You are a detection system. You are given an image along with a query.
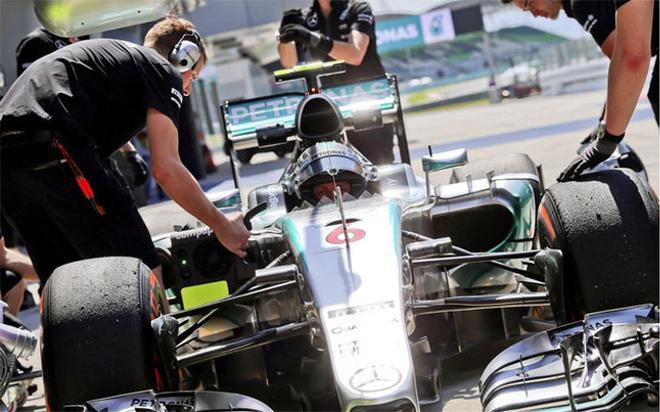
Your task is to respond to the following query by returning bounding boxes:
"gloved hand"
[557,126,624,182]
[125,151,149,187]
[280,9,303,30]
[279,24,333,54]
[579,125,599,145]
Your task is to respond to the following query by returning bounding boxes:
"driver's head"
[144,16,207,96]
[313,180,352,201]
[294,141,371,204]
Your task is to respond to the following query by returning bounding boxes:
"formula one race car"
[40,61,659,411]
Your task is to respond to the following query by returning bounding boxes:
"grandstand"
[381,26,569,93]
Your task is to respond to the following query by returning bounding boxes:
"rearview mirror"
[421,148,468,173]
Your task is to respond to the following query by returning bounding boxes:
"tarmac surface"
[15,88,659,411]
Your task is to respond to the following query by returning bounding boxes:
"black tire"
[237,148,256,165]
[274,148,288,159]
[450,153,542,203]
[538,169,659,324]
[42,257,165,408]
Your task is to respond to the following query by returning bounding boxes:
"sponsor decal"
[349,365,402,392]
[54,39,68,49]
[376,8,456,52]
[331,324,358,334]
[131,399,160,408]
[267,185,280,209]
[420,8,455,44]
[157,394,195,407]
[552,319,613,342]
[328,300,395,318]
[226,78,393,136]
[377,21,421,49]
[170,87,183,109]
[228,96,303,126]
[325,224,366,245]
[338,340,361,358]
[324,78,391,106]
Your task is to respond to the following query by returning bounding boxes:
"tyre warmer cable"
[52,138,106,216]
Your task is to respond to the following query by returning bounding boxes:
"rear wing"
[222,75,402,153]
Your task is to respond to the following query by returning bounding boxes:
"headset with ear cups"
[169,30,202,73]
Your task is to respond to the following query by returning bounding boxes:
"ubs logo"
[349,365,401,392]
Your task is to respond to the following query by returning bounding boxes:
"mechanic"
[8,26,151,244]
[16,26,89,77]
[0,232,38,316]
[16,26,150,190]
[277,0,395,165]
[502,0,658,181]
[0,17,250,291]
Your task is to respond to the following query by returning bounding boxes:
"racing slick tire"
[450,153,542,202]
[237,148,256,165]
[42,257,166,408]
[538,169,659,324]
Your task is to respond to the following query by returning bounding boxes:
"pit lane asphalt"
[17,88,658,411]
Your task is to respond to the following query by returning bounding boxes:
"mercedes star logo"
[349,365,402,392]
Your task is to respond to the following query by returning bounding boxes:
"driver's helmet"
[294,141,373,204]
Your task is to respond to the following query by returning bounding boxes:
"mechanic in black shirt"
[17,27,150,189]
[277,0,395,165]
[502,0,658,181]
[16,27,88,77]
[0,17,250,289]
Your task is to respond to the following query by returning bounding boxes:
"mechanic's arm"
[278,42,298,68]
[146,109,249,257]
[604,0,653,135]
[0,237,38,281]
[600,31,615,59]
[327,31,370,66]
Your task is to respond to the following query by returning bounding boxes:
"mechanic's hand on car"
[280,8,303,29]
[557,126,624,182]
[215,213,250,259]
[279,24,333,54]
[579,125,599,145]
[125,150,149,187]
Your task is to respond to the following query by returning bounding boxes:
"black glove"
[579,125,599,145]
[557,126,624,182]
[279,24,333,54]
[280,9,303,29]
[125,151,149,187]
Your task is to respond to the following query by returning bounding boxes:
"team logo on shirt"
[54,39,68,49]
[583,15,598,33]
[356,13,373,25]
[171,87,183,109]
[307,12,319,28]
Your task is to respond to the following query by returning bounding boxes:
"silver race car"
[40,61,658,411]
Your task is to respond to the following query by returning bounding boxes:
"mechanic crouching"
[0,16,250,293]
[277,0,395,165]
